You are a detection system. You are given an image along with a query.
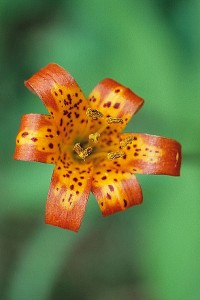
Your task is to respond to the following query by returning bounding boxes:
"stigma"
[89,132,101,143]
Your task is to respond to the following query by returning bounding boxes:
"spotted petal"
[119,133,182,176]
[45,154,93,231]
[88,78,144,133]
[91,162,142,216]
[25,63,90,144]
[14,114,60,163]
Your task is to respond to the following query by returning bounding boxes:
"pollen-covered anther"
[89,132,101,143]
[106,117,123,124]
[73,143,83,155]
[81,147,93,159]
[120,136,135,148]
[107,151,126,160]
[73,143,93,160]
[86,108,104,120]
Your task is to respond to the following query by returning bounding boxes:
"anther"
[120,136,135,148]
[73,143,83,155]
[86,108,104,120]
[89,132,101,143]
[81,147,93,159]
[73,143,93,160]
[107,151,126,160]
[106,117,123,124]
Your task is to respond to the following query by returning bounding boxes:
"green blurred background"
[0,0,199,299]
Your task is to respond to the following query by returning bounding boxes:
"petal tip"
[45,214,80,232]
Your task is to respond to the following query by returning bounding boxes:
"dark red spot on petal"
[108,185,114,192]
[68,194,73,202]
[75,112,80,118]
[31,137,38,142]
[107,193,111,199]
[123,199,128,207]
[114,103,120,109]
[67,94,72,102]
[22,132,29,138]
[103,101,111,108]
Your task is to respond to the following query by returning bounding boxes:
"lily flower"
[14,64,181,231]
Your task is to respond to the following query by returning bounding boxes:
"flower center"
[73,108,126,161]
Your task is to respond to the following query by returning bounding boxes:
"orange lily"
[14,64,181,232]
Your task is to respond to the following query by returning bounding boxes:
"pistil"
[89,132,101,143]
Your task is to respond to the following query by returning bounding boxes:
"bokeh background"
[0,0,199,299]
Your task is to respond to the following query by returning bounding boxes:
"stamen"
[107,151,126,160]
[86,108,104,120]
[73,143,93,160]
[106,117,123,124]
[73,143,83,155]
[120,136,135,148]
[89,132,101,143]
[81,147,93,159]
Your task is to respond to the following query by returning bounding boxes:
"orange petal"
[120,133,182,176]
[88,78,144,133]
[14,114,60,163]
[45,154,93,231]
[91,162,142,216]
[95,132,120,155]
[25,63,90,144]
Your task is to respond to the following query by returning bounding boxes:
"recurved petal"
[88,78,144,132]
[25,63,90,144]
[45,156,93,231]
[91,162,143,216]
[120,133,182,176]
[14,114,60,163]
